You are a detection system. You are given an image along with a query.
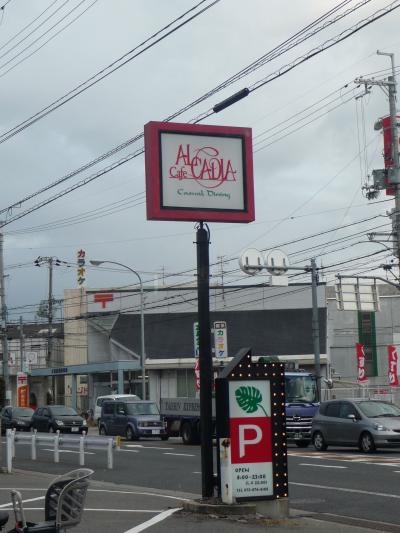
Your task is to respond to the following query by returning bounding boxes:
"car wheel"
[359,431,376,453]
[99,425,107,436]
[126,426,136,441]
[181,422,197,445]
[312,431,328,451]
[295,440,310,448]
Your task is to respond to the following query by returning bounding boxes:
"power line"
[0,0,99,79]
[0,0,71,61]
[0,0,220,146]
[0,0,59,53]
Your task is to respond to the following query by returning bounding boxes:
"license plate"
[294,432,303,439]
[71,427,79,432]
[152,429,160,435]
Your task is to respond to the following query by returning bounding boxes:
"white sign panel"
[227,380,273,499]
[160,133,245,211]
[193,322,200,357]
[214,321,228,358]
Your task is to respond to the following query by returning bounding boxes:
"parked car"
[312,399,400,453]
[1,407,34,434]
[94,394,139,424]
[99,399,168,440]
[31,405,87,434]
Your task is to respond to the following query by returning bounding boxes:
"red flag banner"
[356,343,368,384]
[388,345,399,386]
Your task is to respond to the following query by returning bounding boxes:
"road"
[4,433,400,530]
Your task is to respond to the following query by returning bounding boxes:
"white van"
[94,394,139,423]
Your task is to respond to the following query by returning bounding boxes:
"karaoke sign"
[144,121,254,223]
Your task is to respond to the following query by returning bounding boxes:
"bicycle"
[0,468,93,532]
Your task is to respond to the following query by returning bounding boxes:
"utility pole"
[19,316,24,372]
[34,256,60,366]
[356,51,400,269]
[311,258,321,399]
[0,229,9,403]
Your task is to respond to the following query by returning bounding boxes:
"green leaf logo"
[235,386,268,416]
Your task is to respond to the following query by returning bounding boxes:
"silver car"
[311,399,400,453]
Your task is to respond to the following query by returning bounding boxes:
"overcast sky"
[1,0,399,322]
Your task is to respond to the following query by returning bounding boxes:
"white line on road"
[0,507,164,513]
[299,463,347,469]
[291,482,400,499]
[125,445,174,450]
[0,496,44,509]
[164,452,195,457]
[124,507,181,533]
[118,449,139,453]
[89,489,190,502]
[41,448,95,455]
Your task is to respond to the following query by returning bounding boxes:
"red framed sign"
[144,121,255,223]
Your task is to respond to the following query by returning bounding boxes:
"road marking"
[41,448,95,455]
[291,482,400,499]
[193,471,201,474]
[2,508,164,513]
[118,449,139,453]
[164,452,195,457]
[299,463,347,469]
[124,507,181,533]
[89,489,190,502]
[125,445,174,450]
[0,496,44,509]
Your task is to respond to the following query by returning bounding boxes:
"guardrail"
[6,429,117,473]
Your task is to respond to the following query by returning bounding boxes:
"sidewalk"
[0,469,387,532]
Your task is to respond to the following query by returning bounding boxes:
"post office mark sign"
[144,121,255,223]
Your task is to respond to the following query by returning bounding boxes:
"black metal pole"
[196,222,214,498]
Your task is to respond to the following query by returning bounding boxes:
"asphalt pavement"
[0,470,378,533]
[1,430,400,531]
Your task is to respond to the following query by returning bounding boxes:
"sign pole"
[196,221,214,498]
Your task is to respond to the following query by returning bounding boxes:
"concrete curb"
[181,499,257,516]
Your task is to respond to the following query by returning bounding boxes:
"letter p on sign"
[239,424,262,457]
[230,417,272,463]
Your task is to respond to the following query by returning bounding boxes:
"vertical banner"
[214,321,228,358]
[388,345,399,386]
[193,322,200,357]
[17,372,28,408]
[194,358,200,392]
[77,249,86,286]
[356,343,368,384]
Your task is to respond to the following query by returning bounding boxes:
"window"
[42,409,49,417]
[96,398,104,407]
[126,402,159,416]
[339,402,358,419]
[103,403,114,415]
[325,403,340,417]
[116,403,126,415]
[358,401,400,418]
[358,311,377,377]
[177,369,196,398]
[36,409,43,416]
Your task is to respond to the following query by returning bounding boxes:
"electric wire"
[0,0,99,79]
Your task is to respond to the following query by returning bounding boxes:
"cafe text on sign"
[144,121,254,223]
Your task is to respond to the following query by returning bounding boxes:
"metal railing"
[6,429,117,473]
[322,385,400,405]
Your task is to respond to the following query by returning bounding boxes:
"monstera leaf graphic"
[235,386,267,416]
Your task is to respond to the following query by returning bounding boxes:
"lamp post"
[90,260,146,399]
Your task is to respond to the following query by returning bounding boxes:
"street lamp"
[90,260,146,399]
